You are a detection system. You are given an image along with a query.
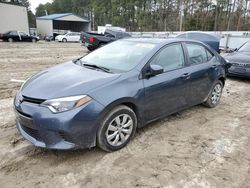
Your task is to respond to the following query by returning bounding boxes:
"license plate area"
[234,67,246,73]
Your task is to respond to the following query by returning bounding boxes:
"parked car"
[14,38,227,152]
[55,32,81,42]
[224,41,250,78]
[0,31,39,42]
[176,32,221,53]
[81,29,131,51]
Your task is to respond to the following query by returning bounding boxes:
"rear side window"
[186,43,214,65]
[150,43,185,72]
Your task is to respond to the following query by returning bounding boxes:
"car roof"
[122,38,203,45]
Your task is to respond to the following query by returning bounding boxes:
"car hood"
[224,51,250,64]
[21,62,120,99]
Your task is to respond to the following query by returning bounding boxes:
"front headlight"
[41,95,92,113]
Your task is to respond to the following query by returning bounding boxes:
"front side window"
[186,43,212,64]
[19,32,27,36]
[150,43,185,72]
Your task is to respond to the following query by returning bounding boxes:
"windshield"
[81,40,156,73]
[238,42,250,52]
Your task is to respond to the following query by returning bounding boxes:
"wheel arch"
[98,98,143,129]
[218,76,226,86]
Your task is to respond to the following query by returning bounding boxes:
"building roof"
[37,13,89,22]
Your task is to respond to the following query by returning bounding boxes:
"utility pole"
[180,2,184,32]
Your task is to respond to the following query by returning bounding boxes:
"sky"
[30,0,52,13]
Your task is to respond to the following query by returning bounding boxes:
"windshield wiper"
[72,55,85,64]
[82,63,112,73]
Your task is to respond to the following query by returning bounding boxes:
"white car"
[55,32,81,42]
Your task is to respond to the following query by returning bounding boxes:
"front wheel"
[62,38,67,43]
[8,38,13,42]
[204,80,223,108]
[87,46,95,51]
[97,105,137,152]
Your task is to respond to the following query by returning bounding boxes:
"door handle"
[181,73,191,79]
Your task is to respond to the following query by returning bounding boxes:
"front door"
[143,43,190,122]
[19,32,29,42]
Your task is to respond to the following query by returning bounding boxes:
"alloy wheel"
[211,83,222,104]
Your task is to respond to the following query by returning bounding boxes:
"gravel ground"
[0,41,249,188]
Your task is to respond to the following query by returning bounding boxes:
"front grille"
[16,109,32,118]
[22,95,45,104]
[232,63,250,68]
[21,125,42,142]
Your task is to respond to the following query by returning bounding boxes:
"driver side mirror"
[144,64,164,78]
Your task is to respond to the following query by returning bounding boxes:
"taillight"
[89,37,95,43]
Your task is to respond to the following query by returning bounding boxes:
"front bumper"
[228,66,250,78]
[14,96,105,150]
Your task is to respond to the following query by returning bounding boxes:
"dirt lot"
[0,41,249,188]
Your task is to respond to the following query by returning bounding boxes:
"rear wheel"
[62,38,67,43]
[32,38,36,43]
[204,80,223,108]
[97,105,137,152]
[8,38,13,42]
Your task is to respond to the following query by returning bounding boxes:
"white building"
[0,2,29,34]
[36,13,91,37]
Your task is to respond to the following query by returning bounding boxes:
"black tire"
[97,105,137,152]
[62,38,67,43]
[8,38,13,42]
[87,46,95,51]
[204,80,223,108]
[32,38,37,43]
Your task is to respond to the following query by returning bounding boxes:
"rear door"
[183,42,220,105]
[143,43,191,121]
[9,31,20,41]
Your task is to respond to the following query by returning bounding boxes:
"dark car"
[224,41,250,78]
[81,29,131,51]
[14,38,227,152]
[0,31,39,42]
[176,32,221,53]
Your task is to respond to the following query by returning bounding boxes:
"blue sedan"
[14,38,227,152]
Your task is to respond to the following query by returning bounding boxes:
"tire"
[32,38,36,43]
[204,80,223,108]
[8,38,13,42]
[87,46,95,51]
[97,105,137,152]
[62,38,67,43]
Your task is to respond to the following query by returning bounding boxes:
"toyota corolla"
[14,38,227,152]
